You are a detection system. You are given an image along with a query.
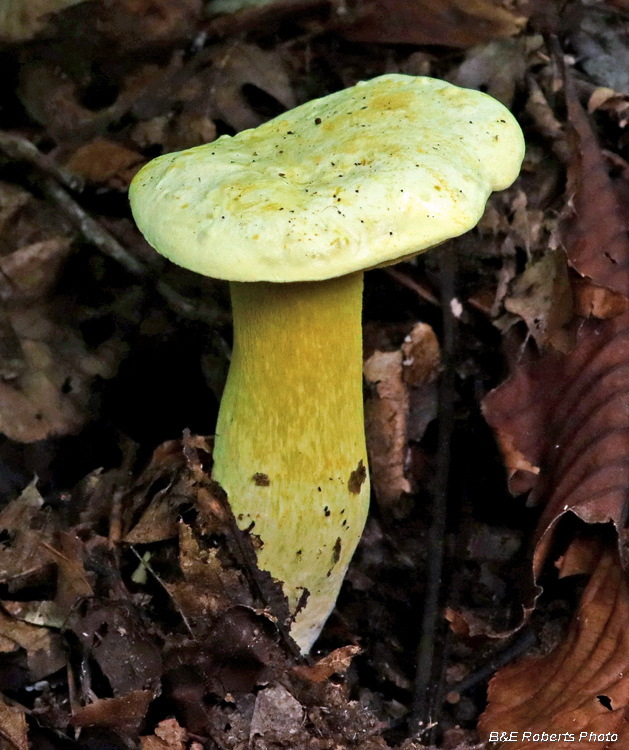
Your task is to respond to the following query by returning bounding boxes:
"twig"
[40,177,227,334]
[451,630,537,696]
[0,130,84,192]
[410,248,457,737]
[384,265,440,307]
[129,545,195,638]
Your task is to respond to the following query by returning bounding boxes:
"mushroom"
[130,74,524,652]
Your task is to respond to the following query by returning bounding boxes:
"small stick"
[384,265,440,307]
[0,131,84,192]
[410,249,457,737]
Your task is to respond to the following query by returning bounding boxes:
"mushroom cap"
[130,74,524,282]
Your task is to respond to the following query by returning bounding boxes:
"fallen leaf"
[364,323,440,512]
[480,547,629,748]
[141,718,188,750]
[0,607,66,682]
[0,305,124,442]
[64,138,145,190]
[0,237,73,304]
[364,350,411,511]
[0,694,28,750]
[69,600,162,697]
[0,0,89,41]
[249,684,304,741]
[0,479,56,589]
[483,308,629,581]
[339,0,527,48]
[71,690,153,731]
[503,251,573,349]
[564,73,629,299]
[293,644,361,683]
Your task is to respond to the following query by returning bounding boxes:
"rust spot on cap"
[348,460,367,494]
[253,472,270,486]
[327,537,343,577]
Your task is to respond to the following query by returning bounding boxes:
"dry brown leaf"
[292,644,361,683]
[165,521,253,618]
[364,323,440,511]
[340,0,527,48]
[141,718,188,750]
[71,690,153,730]
[0,306,124,442]
[479,548,629,748]
[364,350,411,511]
[564,74,629,299]
[0,480,56,588]
[42,531,94,612]
[249,684,304,741]
[573,278,629,319]
[504,251,573,349]
[0,694,28,750]
[0,0,89,41]
[0,237,73,304]
[0,607,66,681]
[483,309,629,581]
[64,138,145,189]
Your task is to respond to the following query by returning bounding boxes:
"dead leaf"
[0,0,89,41]
[364,323,440,512]
[564,73,629,299]
[0,694,28,750]
[141,718,188,750]
[69,600,162,697]
[64,138,145,190]
[503,251,573,349]
[364,350,411,511]
[0,607,66,681]
[339,0,527,48]
[249,684,304,741]
[0,479,56,589]
[71,690,153,730]
[0,238,73,304]
[573,278,629,319]
[0,305,124,442]
[483,309,629,582]
[165,521,253,618]
[293,645,361,683]
[480,548,629,748]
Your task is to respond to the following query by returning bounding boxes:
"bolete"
[130,74,524,652]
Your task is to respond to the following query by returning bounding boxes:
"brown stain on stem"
[348,459,367,494]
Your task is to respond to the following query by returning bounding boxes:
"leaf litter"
[2,1,629,748]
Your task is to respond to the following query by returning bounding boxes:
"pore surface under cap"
[130,74,525,282]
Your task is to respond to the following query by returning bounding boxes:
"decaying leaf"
[0,306,124,442]
[0,607,66,682]
[340,0,527,48]
[165,521,253,619]
[0,479,56,589]
[141,718,188,750]
[564,74,629,299]
[249,684,304,741]
[0,694,28,750]
[483,309,629,582]
[503,250,573,349]
[71,690,154,731]
[64,138,145,189]
[480,547,629,748]
[364,322,440,512]
[0,237,73,304]
[292,644,361,683]
[0,0,89,41]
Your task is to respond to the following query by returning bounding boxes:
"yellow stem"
[212,272,370,652]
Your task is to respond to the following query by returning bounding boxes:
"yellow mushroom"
[130,74,525,652]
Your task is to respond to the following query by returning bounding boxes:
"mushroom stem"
[212,272,370,652]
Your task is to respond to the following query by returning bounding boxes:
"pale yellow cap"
[130,74,524,282]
